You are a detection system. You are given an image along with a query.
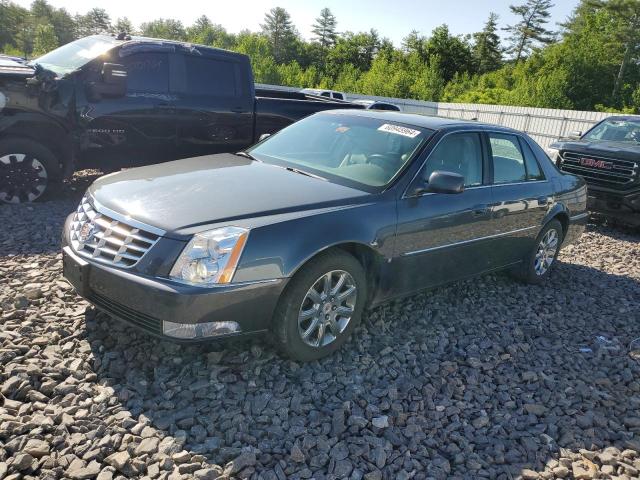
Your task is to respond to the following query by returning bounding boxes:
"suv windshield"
[583,118,640,144]
[248,113,431,190]
[30,35,119,76]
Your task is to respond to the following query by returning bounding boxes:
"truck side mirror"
[87,63,127,100]
[568,130,582,139]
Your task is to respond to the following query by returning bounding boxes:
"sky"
[14,0,581,46]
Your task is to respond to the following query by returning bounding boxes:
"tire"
[272,250,367,362]
[0,138,61,204]
[515,219,563,284]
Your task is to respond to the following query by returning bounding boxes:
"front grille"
[560,151,638,188]
[69,196,160,268]
[90,291,163,334]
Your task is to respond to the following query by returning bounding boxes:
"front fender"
[232,200,397,282]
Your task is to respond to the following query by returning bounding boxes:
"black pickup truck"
[547,115,640,225]
[0,35,362,203]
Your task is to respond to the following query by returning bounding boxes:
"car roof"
[322,109,521,133]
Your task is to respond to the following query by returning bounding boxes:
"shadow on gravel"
[0,170,100,257]
[83,257,640,479]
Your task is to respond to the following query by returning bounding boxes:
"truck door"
[172,52,254,157]
[78,49,177,168]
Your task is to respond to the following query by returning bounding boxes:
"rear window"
[184,55,237,97]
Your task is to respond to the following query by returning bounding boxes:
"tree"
[113,17,136,35]
[402,30,427,58]
[505,0,556,63]
[261,7,298,63]
[472,13,503,73]
[32,23,58,56]
[425,25,474,81]
[311,8,337,49]
[140,18,186,41]
[76,8,111,36]
[586,0,640,103]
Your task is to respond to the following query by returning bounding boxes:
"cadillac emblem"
[79,222,95,243]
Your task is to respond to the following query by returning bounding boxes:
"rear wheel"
[273,250,367,361]
[0,139,61,203]
[515,219,563,284]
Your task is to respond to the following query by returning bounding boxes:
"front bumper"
[586,184,640,221]
[62,245,286,342]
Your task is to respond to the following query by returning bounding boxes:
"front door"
[486,132,553,266]
[391,132,496,297]
[78,50,177,169]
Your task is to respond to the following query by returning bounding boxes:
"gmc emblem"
[580,157,613,170]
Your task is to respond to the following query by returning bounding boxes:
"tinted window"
[184,56,237,97]
[423,133,483,187]
[334,93,344,100]
[320,92,331,97]
[490,134,526,183]
[520,138,545,180]
[120,52,168,93]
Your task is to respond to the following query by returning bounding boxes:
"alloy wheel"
[0,153,48,203]
[298,270,358,348]
[534,228,559,276]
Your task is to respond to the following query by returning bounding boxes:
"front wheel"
[272,250,367,362]
[0,139,61,204]
[515,219,563,284]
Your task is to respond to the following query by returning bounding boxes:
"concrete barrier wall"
[256,83,631,148]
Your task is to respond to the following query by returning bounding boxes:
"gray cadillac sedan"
[62,110,588,361]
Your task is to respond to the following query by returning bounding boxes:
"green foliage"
[32,23,58,56]
[0,0,638,113]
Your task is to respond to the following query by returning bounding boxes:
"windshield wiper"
[234,151,259,161]
[285,166,326,181]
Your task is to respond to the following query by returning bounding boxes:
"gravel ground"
[1,171,640,480]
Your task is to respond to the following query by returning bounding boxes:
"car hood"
[89,154,371,234]
[551,139,640,161]
[0,58,34,78]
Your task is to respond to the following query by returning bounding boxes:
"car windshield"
[583,118,640,144]
[248,113,432,189]
[30,35,119,76]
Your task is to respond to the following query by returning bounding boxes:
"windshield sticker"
[335,126,350,133]
[378,123,421,138]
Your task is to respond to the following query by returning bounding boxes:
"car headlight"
[169,226,249,286]
[545,147,560,163]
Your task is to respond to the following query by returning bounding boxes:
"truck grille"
[560,151,638,188]
[69,195,160,268]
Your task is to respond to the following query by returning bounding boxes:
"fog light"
[162,320,240,339]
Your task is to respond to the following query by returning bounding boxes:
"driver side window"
[423,132,483,187]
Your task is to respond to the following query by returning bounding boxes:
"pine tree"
[311,8,337,49]
[505,0,556,63]
[260,7,297,63]
[472,13,503,73]
[586,0,640,103]
[32,23,58,56]
[113,17,135,36]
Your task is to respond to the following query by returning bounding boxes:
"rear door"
[172,52,254,157]
[486,132,553,266]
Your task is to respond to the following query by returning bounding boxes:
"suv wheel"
[0,139,60,203]
[516,219,563,284]
[273,250,367,361]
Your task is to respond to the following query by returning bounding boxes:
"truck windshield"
[583,119,640,144]
[30,35,118,76]
[248,113,432,190]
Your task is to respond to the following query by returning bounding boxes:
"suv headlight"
[169,226,249,286]
[545,147,560,163]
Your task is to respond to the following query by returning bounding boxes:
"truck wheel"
[272,250,367,362]
[515,219,563,284]
[0,139,61,204]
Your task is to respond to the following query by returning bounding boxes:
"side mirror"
[259,133,271,142]
[87,63,127,99]
[568,130,582,139]
[426,170,465,194]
